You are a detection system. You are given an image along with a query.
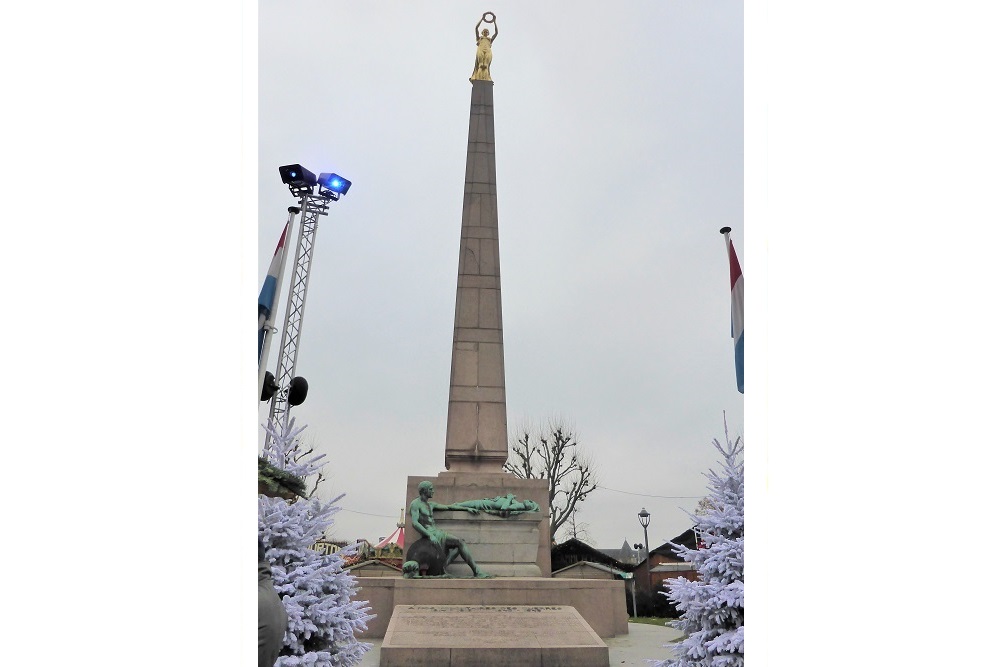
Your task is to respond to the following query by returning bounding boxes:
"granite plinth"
[380,604,608,667]
[435,510,542,577]
[354,577,629,640]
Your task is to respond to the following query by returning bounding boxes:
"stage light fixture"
[318,172,352,199]
[279,164,317,195]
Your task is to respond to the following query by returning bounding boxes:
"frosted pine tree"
[259,417,373,667]
[652,421,744,667]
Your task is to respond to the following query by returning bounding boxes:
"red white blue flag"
[258,224,288,362]
[723,229,744,394]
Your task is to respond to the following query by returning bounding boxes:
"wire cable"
[339,508,400,519]
[597,485,703,499]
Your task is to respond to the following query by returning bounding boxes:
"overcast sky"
[258,1,743,550]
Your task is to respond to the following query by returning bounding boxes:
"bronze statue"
[408,481,492,578]
[450,493,540,517]
[470,12,498,83]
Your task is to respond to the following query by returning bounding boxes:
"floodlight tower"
[262,164,351,444]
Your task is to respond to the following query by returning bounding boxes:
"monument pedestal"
[405,472,551,577]
[380,604,609,667]
[354,577,629,640]
[435,511,541,577]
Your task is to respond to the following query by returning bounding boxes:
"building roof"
[650,562,695,573]
[551,538,633,571]
[597,540,640,564]
[632,528,699,569]
[346,559,403,572]
[649,528,697,559]
[553,560,633,579]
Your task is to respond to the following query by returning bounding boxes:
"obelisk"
[369,21,626,635]
[443,78,508,473]
[404,14,552,578]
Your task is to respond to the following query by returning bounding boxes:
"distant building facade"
[551,538,632,574]
[632,528,699,612]
[598,540,642,565]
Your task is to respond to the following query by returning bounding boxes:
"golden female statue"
[470,12,498,82]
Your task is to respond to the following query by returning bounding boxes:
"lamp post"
[628,574,637,618]
[631,542,644,618]
[638,508,652,604]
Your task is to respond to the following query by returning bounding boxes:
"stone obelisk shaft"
[444,80,507,472]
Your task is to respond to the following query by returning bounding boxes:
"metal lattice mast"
[266,192,332,439]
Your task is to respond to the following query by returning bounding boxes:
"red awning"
[375,525,404,550]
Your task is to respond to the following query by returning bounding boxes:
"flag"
[722,228,744,394]
[258,223,288,362]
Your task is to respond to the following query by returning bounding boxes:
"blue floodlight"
[318,172,352,196]
[279,164,317,188]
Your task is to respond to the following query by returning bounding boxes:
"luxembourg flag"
[258,223,289,362]
[721,227,744,394]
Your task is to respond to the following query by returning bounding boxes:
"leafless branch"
[505,419,598,541]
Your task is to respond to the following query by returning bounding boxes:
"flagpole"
[258,207,299,400]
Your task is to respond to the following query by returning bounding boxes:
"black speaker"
[288,376,309,406]
[260,371,279,401]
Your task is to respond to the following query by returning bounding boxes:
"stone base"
[380,604,608,667]
[354,577,629,640]
[433,510,543,577]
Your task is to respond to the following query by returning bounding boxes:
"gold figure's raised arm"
[475,12,497,42]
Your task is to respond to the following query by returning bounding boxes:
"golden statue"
[470,12,498,83]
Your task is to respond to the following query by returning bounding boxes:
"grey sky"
[258,1,743,550]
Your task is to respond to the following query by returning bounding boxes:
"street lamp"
[638,507,652,605]
[631,542,644,618]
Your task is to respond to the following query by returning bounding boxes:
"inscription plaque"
[381,604,609,666]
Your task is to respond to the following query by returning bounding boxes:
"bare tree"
[694,496,716,516]
[564,506,593,544]
[503,420,598,541]
[293,432,327,499]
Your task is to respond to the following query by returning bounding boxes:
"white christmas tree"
[259,418,373,667]
[652,421,744,667]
